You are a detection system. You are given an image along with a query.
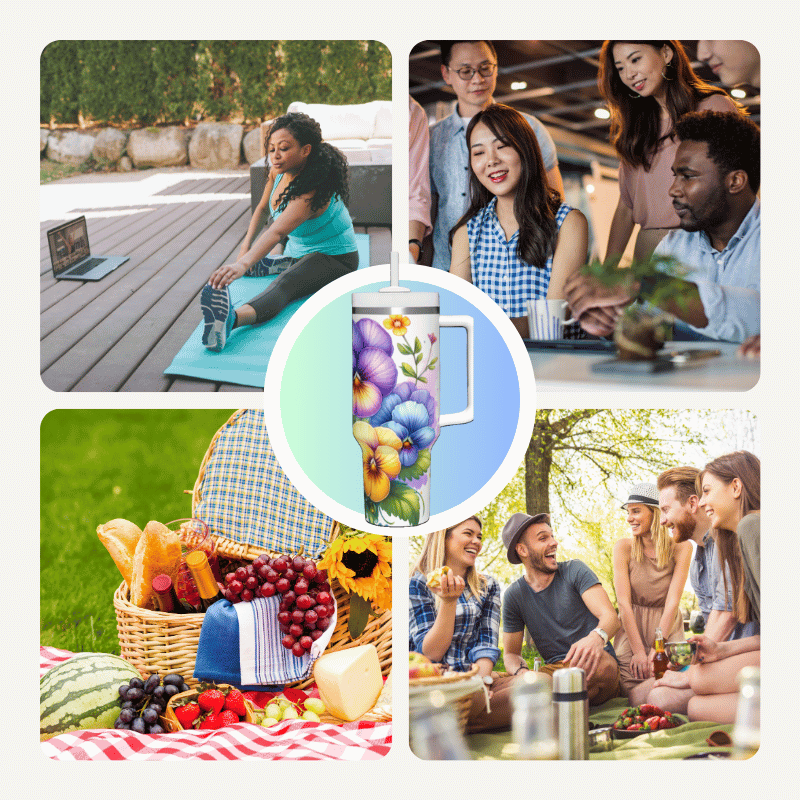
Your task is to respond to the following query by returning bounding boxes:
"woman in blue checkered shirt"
[410,517,519,732]
[449,104,588,339]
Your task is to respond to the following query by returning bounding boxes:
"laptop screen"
[48,217,91,275]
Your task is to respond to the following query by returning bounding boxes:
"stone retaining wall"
[42,123,264,170]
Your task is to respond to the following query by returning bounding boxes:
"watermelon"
[40,653,142,740]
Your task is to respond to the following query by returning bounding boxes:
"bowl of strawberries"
[610,703,685,739]
[164,683,256,732]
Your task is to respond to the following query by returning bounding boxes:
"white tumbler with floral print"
[352,256,474,527]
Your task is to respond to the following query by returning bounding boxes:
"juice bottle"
[652,628,669,680]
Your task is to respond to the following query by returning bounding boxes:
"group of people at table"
[409,40,761,353]
[409,451,760,733]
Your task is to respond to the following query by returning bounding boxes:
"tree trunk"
[525,420,552,514]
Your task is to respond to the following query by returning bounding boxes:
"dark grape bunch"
[223,554,334,658]
[115,673,189,734]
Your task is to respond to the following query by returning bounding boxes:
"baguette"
[96,518,143,586]
[130,521,182,609]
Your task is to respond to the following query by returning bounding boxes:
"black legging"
[246,250,359,324]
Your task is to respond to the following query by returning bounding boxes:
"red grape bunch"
[222,554,335,658]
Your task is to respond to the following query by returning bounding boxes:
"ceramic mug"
[352,285,473,527]
[527,299,577,340]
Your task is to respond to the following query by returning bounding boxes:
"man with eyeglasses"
[428,41,564,271]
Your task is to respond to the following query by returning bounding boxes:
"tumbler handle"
[439,315,474,427]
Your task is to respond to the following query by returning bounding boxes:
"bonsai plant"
[580,253,692,361]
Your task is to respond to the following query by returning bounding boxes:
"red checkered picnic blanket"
[40,647,391,761]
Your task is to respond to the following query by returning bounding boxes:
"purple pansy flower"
[353,319,397,417]
[382,400,436,467]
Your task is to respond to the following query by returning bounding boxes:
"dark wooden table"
[40,172,258,392]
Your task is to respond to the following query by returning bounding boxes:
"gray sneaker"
[201,284,235,351]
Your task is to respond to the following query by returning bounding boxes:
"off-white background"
[6,2,796,796]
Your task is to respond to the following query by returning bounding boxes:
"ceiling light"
[731,88,747,99]
[510,81,527,91]
[594,107,610,120]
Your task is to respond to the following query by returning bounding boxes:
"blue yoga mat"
[164,234,370,387]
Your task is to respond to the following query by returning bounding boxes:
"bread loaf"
[130,521,182,609]
[96,519,143,586]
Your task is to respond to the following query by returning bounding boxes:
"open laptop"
[47,216,129,280]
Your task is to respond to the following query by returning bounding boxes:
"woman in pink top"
[599,40,740,262]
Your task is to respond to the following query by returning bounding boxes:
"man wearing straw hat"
[501,513,621,705]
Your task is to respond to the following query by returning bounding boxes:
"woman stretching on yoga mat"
[201,112,358,351]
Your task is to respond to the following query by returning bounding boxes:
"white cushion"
[370,101,392,139]
[287,101,375,141]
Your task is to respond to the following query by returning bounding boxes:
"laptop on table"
[47,216,129,281]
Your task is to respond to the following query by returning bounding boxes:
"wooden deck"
[41,171,263,392]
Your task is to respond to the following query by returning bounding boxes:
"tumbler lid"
[352,253,438,312]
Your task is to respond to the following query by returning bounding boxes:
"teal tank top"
[269,174,357,258]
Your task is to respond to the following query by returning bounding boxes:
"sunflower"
[318,531,392,624]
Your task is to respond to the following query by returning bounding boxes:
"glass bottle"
[511,671,558,759]
[409,691,470,760]
[653,627,669,679]
[185,550,223,612]
[732,666,760,759]
[151,573,184,614]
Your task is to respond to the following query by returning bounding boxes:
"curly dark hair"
[265,112,350,214]
[675,110,761,193]
[450,104,562,268]
[598,40,737,170]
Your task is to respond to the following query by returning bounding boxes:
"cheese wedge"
[312,644,383,722]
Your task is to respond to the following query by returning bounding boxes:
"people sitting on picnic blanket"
[500,513,622,706]
[649,452,760,722]
[200,112,358,351]
[409,517,521,733]
[612,482,691,706]
[565,110,760,344]
[683,451,760,723]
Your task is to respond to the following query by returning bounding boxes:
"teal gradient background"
[279,280,521,517]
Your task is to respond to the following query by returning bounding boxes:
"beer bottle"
[652,627,669,680]
[185,550,223,611]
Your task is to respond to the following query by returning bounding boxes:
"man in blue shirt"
[428,41,563,270]
[565,111,760,343]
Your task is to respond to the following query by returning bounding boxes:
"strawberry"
[644,715,661,730]
[199,712,223,729]
[218,710,240,727]
[173,702,200,729]
[242,691,259,706]
[639,703,665,717]
[659,717,676,730]
[198,689,225,714]
[224,689,247,717]
[627,723,643,731]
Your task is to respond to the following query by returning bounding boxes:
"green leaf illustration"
[416,376,427,383]
[397,448,431,481]
[364,498,380,525]
[415,352,422,364]
[380,481,421,526]
[428,357,438,368]
[401,362,417,378]
[397,342,412,356]
[414,336,422,354]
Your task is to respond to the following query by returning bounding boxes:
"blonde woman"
[613,482,692,705]
[409,517,516,732]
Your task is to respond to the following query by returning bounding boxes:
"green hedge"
[41,40,392,126]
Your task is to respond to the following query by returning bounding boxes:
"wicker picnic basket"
[113,410,392,695]
[408,664,480,733]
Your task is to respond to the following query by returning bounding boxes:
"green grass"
[40,158,92,184]
[495,642,542,673]
[40,409,235,654]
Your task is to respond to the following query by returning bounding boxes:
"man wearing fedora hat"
[500,512,621,705]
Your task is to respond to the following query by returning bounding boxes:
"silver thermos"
[552,667,589,759]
